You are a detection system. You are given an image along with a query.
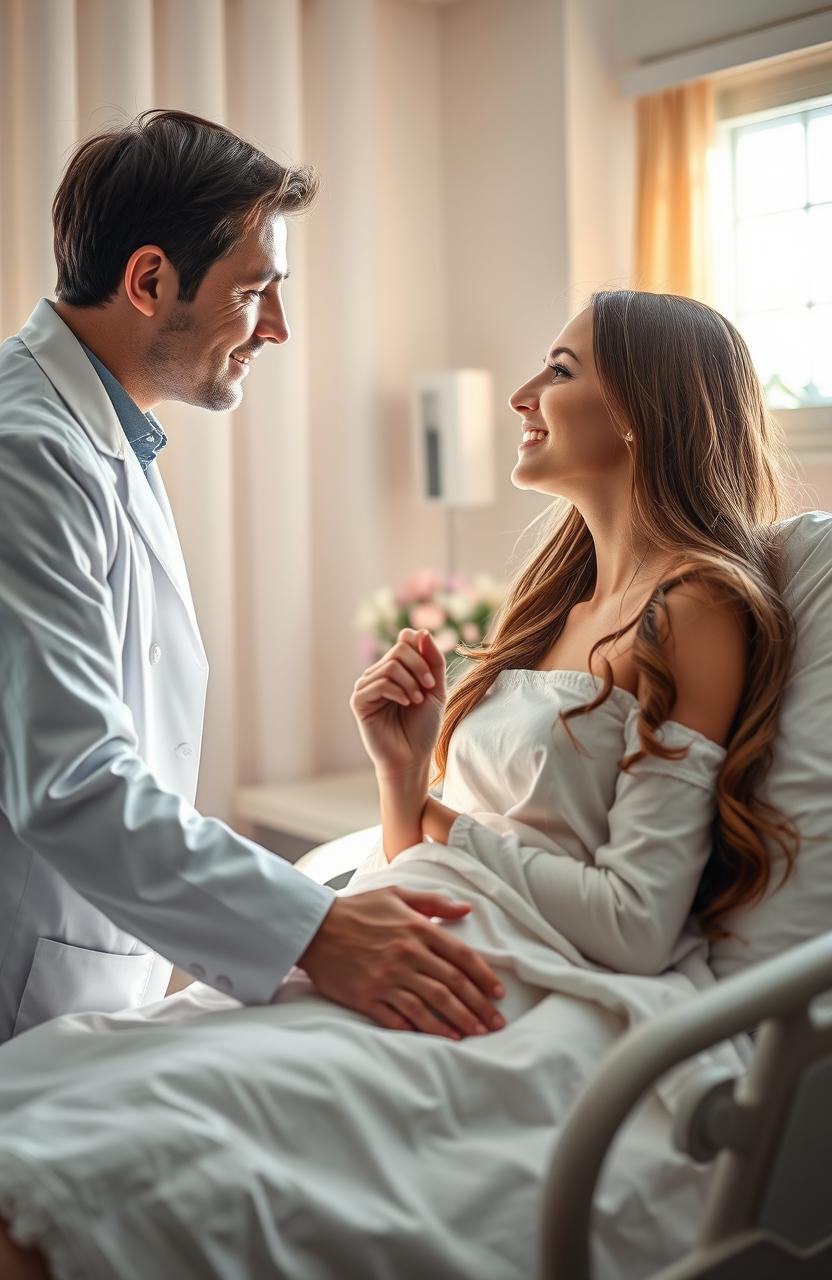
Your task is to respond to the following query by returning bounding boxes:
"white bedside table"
[234,769,380,847]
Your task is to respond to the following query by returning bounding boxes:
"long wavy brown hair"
[433,290,802,940]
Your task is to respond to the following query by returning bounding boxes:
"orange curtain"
[635,80,716,302]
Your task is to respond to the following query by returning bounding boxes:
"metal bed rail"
[540,932,832,1279]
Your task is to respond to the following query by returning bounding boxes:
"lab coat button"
[215,975,233,993]
[175,742,193,759]
[189,963,206,979]
[149,643,162,665]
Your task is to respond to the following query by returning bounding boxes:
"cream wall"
[301,0,450,771]
[438,0,568,582]
[300,0,577,771]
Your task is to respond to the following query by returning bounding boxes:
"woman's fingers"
[354,660,426,706]
[417,629,447,691]
[394,629,437,689]
[352,677,412,709]
[358,631,438,695]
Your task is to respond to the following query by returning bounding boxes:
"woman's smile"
[519,427,549,451]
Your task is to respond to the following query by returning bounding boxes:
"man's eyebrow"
[548,345,580,364]
[243,268,291,285]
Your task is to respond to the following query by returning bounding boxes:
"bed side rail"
[540,932,832,1280]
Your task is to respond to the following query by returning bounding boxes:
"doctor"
[0,108,505,1047]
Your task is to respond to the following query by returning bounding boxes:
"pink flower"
[395,567,440,605]
[410,602,447,631]
[460,621,480,644]
[358,634,383,665]
[434,626,460,654]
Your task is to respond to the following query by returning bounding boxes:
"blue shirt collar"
[78,341,167,475]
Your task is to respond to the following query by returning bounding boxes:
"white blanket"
[0,837,748,1280]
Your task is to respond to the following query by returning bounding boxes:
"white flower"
[443,590,474,623]
[472,573,505,610]
[354,598,382,632]
[372,586,399,628]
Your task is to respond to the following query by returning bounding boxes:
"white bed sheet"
[0,839,748,1280]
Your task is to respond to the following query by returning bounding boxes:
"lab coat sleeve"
[446,708,726,975]
[0,430,335,1005]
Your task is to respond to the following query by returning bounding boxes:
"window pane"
[735,121,805,216]
[809,205,832,303]
[739,308,812,407]
[736,210,808,311]
[808,111,832,204]
[809,306,832,399]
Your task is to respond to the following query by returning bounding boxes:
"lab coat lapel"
[121,449,201,630]
[18,299,199,626]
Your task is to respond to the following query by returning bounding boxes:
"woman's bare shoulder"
[640,567,748,746]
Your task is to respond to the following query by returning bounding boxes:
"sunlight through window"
[713,95,832,409]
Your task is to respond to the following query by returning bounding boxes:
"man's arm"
[0,430,333,1003]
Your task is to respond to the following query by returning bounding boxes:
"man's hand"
[298,888,506,1039]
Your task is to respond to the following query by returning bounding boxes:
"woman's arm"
[377,765,431,860]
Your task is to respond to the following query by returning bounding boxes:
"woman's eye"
[546,362,569,382]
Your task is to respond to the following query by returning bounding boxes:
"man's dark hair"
[52,109,319,306]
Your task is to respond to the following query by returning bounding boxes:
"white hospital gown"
[0,670,747,1280]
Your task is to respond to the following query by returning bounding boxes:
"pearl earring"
[624,431,634,443]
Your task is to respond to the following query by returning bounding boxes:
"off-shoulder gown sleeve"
[444,705,725,975]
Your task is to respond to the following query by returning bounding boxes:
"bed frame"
[295,829,832,1280]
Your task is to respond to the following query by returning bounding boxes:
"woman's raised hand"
[350,629,447,776]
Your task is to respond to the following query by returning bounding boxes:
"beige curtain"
[0,0,415,821]
[0,0,317,822]
[634,79,716,302]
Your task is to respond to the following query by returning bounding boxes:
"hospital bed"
[295,508,832,1280]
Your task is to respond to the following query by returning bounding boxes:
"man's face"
[145,213,290,412]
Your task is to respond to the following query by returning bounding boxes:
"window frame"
[712,90,832,456]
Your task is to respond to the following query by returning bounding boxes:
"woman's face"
[509,306,630,498]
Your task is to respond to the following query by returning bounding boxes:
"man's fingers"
[386,989,461,1041]
[428,925,506,1000]
[407,976,492,1037]
[416,954,506,1032]
[395,888,471,919]
[368,1000,416,1034]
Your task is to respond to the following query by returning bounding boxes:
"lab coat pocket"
[12,937,155,1037]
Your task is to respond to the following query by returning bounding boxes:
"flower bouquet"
[354,568,505,678]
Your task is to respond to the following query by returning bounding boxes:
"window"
[712,94,832,411]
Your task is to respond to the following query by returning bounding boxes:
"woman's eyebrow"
[549,345,580,364]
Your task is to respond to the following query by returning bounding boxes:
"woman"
[0,291,799,1280]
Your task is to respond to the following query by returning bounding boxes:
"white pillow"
[710,509,832,979]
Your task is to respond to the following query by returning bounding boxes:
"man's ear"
[124,245,178,318]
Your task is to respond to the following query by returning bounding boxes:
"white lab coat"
[0,300,333,1043]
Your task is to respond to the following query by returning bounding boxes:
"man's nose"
[255,295,290,346]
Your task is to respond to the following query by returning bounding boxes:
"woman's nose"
[509,381,538,415]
